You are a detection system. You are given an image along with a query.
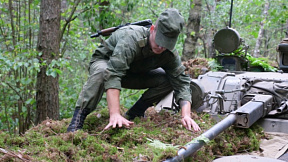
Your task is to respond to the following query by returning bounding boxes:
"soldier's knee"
[89,60,108,74]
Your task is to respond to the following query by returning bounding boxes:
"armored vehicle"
[157,27,288,162]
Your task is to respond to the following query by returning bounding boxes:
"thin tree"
[253,0,270,58]
[182,0,202,61]
[204,0,216,58]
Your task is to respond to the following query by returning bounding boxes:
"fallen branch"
[0,148,32,161]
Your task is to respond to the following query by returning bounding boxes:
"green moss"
[71,130,88,145]
[153,147,178,162]
[81,135,98,148]
[0,131,9,147]
[91,155,105,161]
[48,136,66,147]
[0,110,265,162]
[25,131,42,139]
[25,145,45,154]
[93,143,105,153]
[133,117,142,124]
[29,137,45,146]
[77,149,87,157]
[59,143,74,152]
[109,146,117,154]
[246,128,259,150]
[83,109,109,131]
[6,136,26,147]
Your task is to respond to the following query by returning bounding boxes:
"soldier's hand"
[104,113,134,130]
[181,116,201,132]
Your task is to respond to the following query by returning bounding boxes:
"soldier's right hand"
[104,113,134,130]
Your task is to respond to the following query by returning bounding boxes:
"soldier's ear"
[150,25,155,31]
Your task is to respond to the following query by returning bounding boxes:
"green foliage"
[0,0,41,134]
[0,50,39,133]
[246,54,277,72]
[120,89,144,109]
[215,44,277,72]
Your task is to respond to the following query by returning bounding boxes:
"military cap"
[155,8,184,51]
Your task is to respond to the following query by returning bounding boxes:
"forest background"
[0,0,287,135]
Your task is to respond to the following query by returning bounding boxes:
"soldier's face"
[149,25,166,54]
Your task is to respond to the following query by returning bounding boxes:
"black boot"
[125,99,152,120]
[67,108,90,132]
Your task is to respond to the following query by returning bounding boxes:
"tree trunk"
[36,0,61,124]
[204,0,216,58]
[253,0,270,58]
[8,0,16,47]
[182,0,202,61]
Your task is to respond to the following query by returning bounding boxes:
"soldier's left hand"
[181,116,201,132]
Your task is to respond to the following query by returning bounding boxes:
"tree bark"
[8,0,16,47]
[36,0,61,124]
[182,0,202,61]
[253,0,270,57]
[204,0,216,58]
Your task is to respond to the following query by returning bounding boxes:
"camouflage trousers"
[75,59,173,112]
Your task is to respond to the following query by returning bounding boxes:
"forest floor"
[0,107,267,162]
[0,58,278,162]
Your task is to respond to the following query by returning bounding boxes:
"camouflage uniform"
[76,25,191,114]
[67,8,191,132]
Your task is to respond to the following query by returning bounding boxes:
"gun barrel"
[90,33,100,38]
[164,114,237,162]
[130,19,152,28]
[277,102,288,113]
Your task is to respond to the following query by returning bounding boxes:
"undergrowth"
[0,107,265,162]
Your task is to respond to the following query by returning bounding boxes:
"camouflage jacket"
[90,25,192,103]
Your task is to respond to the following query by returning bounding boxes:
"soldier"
[67,8,201,132]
